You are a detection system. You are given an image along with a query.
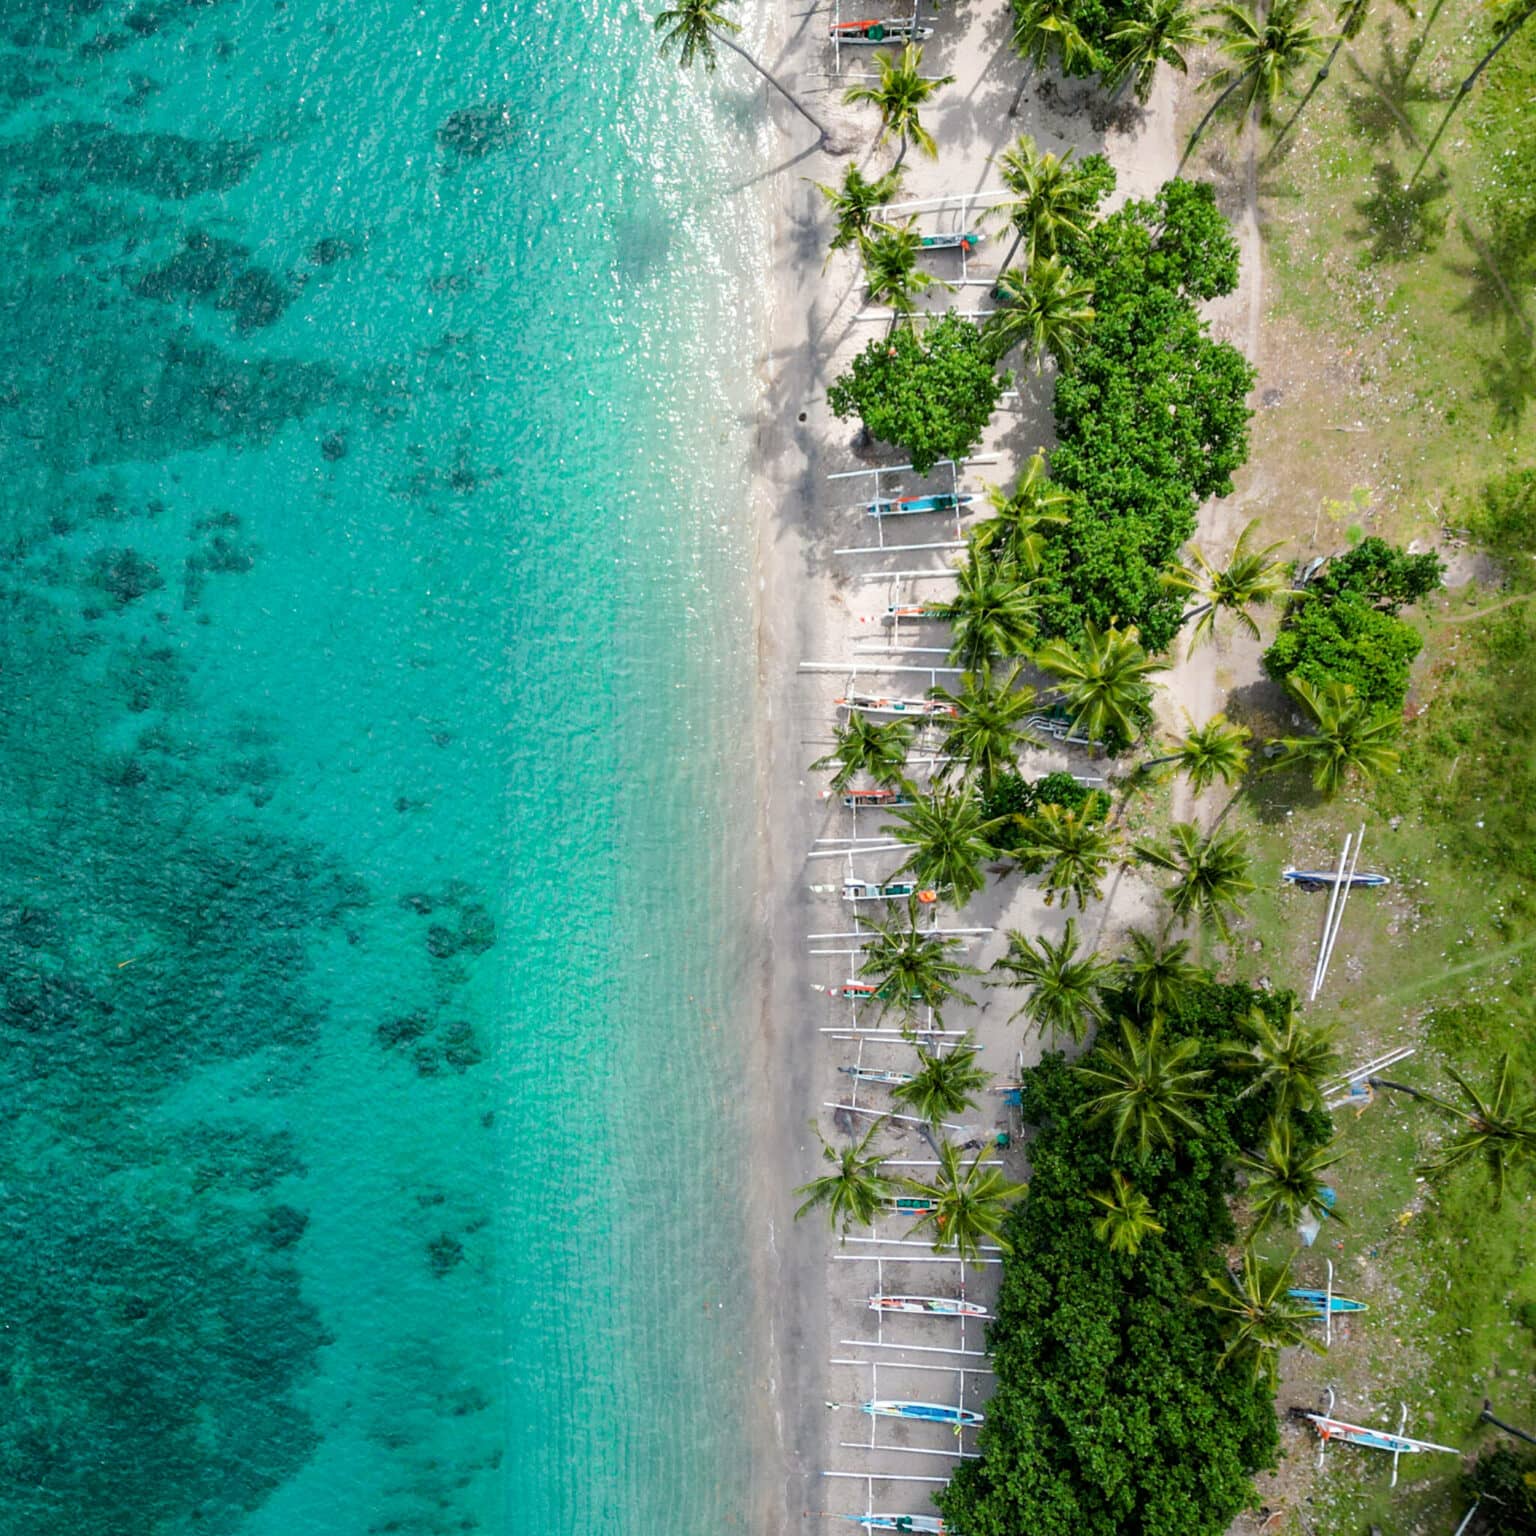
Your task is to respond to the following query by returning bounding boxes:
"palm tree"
[654,0,833,143]
[794,1118,897,1237]
[1089,1170,1165,1255]
[1195,1249,1326,1380]
[984,258,1096,369]
[1134,822,1256,937]
[1015,803,1117,911]
[842,43,954,164]
[858,903,981,1023]
[1009,0,1093,112]
[931,664,1040,787]
[1226,1003,1342,1116]
[859,224,948,318]
[1182,0,1328,164]
[1239,1118,1345,1235]
[886,789,1001,906]
[814,161,905,264]
[1140,714,1253,793]
[944,556,1041,673]
[1410,0,1536,188]
[1274,677,1400,796]
[990,916,1112,1042]
[903,1140,1029,1261]
[987,136,1105,278]
[893,1038,993,1125]
[1074,1016,1212,1158]
[1117,930,1205,1018]
[1370,1055,1536,1206]
[1105,0,1205,104]
[1034,622,1167,747]
[811,714,913,790]
[1164,520,1291,648]
[970,453,1072,573]
[1272,0,1414,151]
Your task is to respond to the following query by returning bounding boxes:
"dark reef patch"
[30,122,258,199]
[435,103,515,160]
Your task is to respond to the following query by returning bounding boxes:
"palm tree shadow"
[1339,27,1449,147]
[1349,158,1450,264]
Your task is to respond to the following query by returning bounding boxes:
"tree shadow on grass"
[1340,25,1450,148]
[1352,158,1450,264]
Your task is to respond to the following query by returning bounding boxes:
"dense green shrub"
[938,979,1319,1536]
[1032,181,1255,651]
[1467,468,1536,590]
[827,313,1010,476]
[1464,1445,1536,1533]
[980,770,1109,853]
[1263,539,1440,714]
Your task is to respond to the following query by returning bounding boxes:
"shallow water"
[0,3,770,1531]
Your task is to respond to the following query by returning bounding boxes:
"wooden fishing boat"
[882,1195,939,1216]
[842,877,937,903]
[1289,1288,1368,1315]
[819,785,915,808]
[840,1065,915,1087]
[865,491,976,518]
[829,18,934,43]
[831,979,924,1001]
[1283,867,1392,889]
[862,1399,985,1426]
[919,231,982,254]
[835,693,958,720]
[886,602,954,622]
[842,1518,947,1534]
[869,1294,988,1318]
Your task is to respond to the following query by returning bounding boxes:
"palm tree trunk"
[1408,14,1531,186]
[1481,1401,1536,1447]
[1271,32,1346,151]
[893,131,910,169]
[1368,1075,1462,1117]
[1008,70,1032,116]
[715,30,833,142]
[1174,600,1214,630]
[1179,74,1248,169]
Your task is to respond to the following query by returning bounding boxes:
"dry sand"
[736,4,1266,1529]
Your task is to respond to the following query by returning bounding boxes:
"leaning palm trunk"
[716,31,833,140]
[1179,73,1247,167]
[1409,13,1532,187]
[1270,30,1345,150]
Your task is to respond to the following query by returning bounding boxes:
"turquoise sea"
[0,3,772,1532]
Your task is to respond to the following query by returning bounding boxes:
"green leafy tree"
[970,453,1072,573]
[988,136,1115,277]
[1074,1016,1212,1157]
[1183,0,1328,162]
[654,0,833,141]
[886,788,1001,906]
[1141,714,1252,793]
[1308,538,1443,613]
[1117,929,1205,1017]
[1262,595,1423,714]
[794,1118,896,1237]
[814,161,905,263]
[945,557,1041,673]
[1370,1054,1536,1206]
[1035,622,1167,748]
[1106,0,1205,104]
[811,714,913,789]
[931,664,1040,786]
[1225,1003,1341,1116]
[903,1141,1029,1261]
[1238,1118,1344,1236]
[1272,677,1400,795]
[827,314,1010,476]
[857,904,981,1023]
[1164,519,1290,648]
[1134,821,1256,937]
[842,42,955,164]
[1015,802,1117,910]
[1194,1249,1325,1380]
[860,223,949,319]
[990,915,1112,1042]
[985,257,1096,369]
[1089,1169,1165,1254]
[893,1038,994,1125]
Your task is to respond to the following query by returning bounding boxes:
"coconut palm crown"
[1074,1016,1212,1158]
[990,915,1112,1042]
[903,1140,1029,1262]
[794,1118,896,1238]
[842,43,954,163]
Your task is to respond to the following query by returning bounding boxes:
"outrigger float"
[865,492,976,518]
[820,786,914,808]
[1299,1389,1459,1485]
[869,1295,988,1318]
[835,693,958,720]
[842,878,937,903]
[829,18,934,43]
[1284,867,1390,889]
[840,1518,947,1534]
[839,1065,915,1088]
[862,1400,984,1427]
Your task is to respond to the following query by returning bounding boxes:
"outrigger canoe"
[842,878,937,903]
[1289,1288,1368,1315]
[865,492,976,518]
[869,1295,988,1319]
[919,231,983,254]
[1301,1410,1457,1458]
[883,1196,939,1215]
[1283,868,1392,889]
[830,18,935,43]
[886,603,954,622]
[831,979,925,1001]
[836,693,958,720]
[862,1400,985,1427]
[820,786,914,808]
[840,1065,915,1087]
[841,1518,947,1534]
